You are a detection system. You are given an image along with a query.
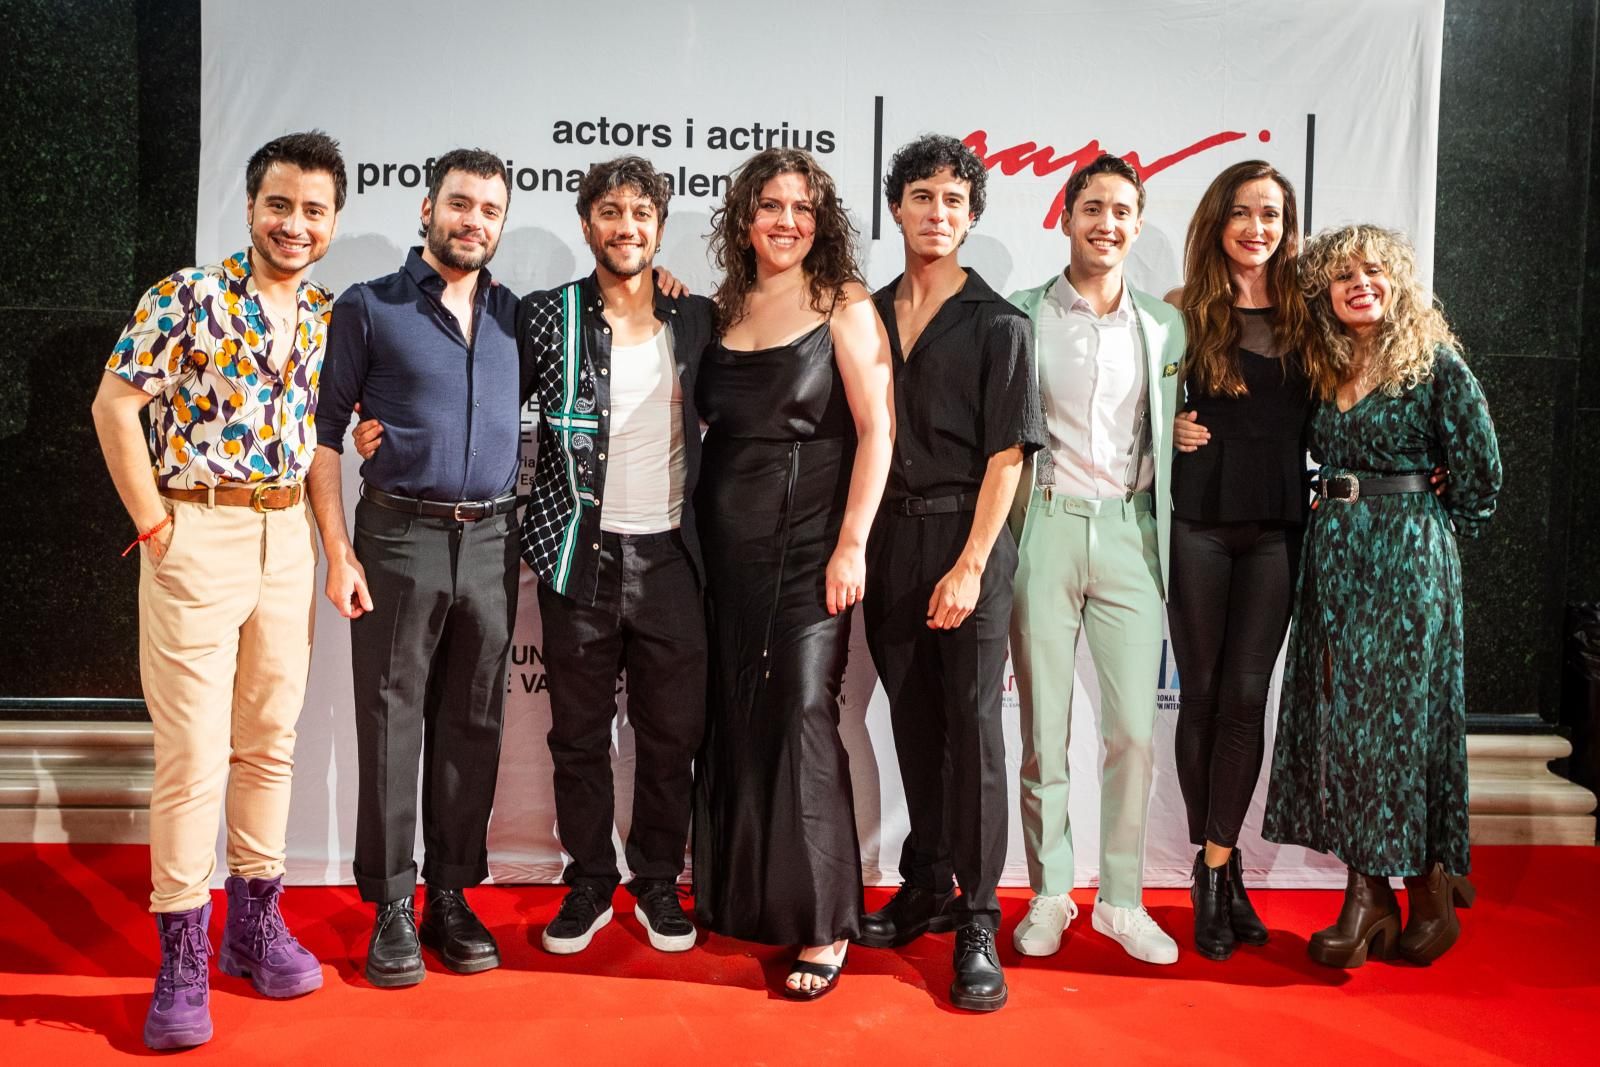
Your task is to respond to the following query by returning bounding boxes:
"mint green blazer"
[1006,276,1186,599]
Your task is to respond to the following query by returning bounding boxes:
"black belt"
[888,492,979,517]
[1316,472,1431,503]
[361,483,518,521]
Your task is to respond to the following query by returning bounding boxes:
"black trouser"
[350,497,519,903]
[537,529,707,897]
[864,512,1016,931]
[1168,516,1299,849]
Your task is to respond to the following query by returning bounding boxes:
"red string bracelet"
[122,515,173,558]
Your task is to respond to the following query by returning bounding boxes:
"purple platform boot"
[218,875,324,998]
[143,902,213,1050]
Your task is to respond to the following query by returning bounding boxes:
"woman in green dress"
[1263,224,1501,968]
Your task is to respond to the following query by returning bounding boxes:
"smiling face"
[748,172,817,275]
[245,162,338,283]
[1327,254,1392,336]
[1062,172,1142,280]
[1221,176,1285,272]
[580,184,661,280]
[421,169,509,274]
[891,166,974,261]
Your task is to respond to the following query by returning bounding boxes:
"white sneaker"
[1012,893,1078,957]
[1091,898,1178,965]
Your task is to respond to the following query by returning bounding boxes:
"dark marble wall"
[1436,0,1598,725]
[1,0,1596,725]
[0,0,197,703]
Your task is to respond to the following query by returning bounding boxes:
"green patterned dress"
[1263,346,1501,877]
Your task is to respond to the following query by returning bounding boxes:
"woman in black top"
[1165,160,1320,960]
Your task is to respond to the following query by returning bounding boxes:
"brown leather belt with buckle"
[159,482,304,512]
[361,483,518,522]
[889,492,979,517]
[1317,472,1432,503]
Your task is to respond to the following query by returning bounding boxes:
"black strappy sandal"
[781,955,845,1001]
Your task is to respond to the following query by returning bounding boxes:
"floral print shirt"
[105,250,333,487]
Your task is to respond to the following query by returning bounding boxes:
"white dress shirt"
[1034,273,1152,499]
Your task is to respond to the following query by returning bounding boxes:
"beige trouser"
[139,497,317,913]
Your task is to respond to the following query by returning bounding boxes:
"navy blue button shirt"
[318,248,521,501]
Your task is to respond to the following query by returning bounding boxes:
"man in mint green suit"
[1005,155,1185,965]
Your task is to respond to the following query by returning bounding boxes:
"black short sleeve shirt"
[871,269,1045,500]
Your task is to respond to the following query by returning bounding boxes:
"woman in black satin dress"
[691,148,893,999]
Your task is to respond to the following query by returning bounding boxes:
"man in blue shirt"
[308,148,520,988]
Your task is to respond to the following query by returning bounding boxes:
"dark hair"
[708,148,862,332]
[1178,160,1311,397]
[419,148,509,237]
[246,130,347,211]
[1062,153,1145,217]
[576,156,672,225]
[883,134,988,221]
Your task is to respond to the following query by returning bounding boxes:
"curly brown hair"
[1178,161,1313,397]
[1299,224,1460,401]
[708,148,862,331]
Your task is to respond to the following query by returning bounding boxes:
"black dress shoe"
[1191,850,1236,961]
[950,923,1007,1012]
[366,898,425,988]
[854,884,957,948]
[419,887,500,974]
[1226,850,1269,946]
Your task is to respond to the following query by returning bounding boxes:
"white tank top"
[599,326,685,534]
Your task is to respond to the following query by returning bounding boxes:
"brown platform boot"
[1307,868,1401,968]
[1397,864,1473,964]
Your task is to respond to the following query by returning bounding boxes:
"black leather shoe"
[1191,850,1236,961]
[1227,850,1269,946]
[950,923,1007,1012]
[854,884,957,948]
[365,898,425,988]
[419,887,500,974]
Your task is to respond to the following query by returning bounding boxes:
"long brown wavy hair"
[1299,224,1460,401]
[1178,161,1310,396]
[708,148,862,331]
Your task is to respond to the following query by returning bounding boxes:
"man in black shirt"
[856,135,1045,1012]
[311,148,520,987]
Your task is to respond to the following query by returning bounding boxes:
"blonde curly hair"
[1298,224,1460,400]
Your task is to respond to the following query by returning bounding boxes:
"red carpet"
[0,845,1593,1065]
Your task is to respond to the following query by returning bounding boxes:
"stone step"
[1465,730,1594,845]
[0,770,152,808]
[1470,777,1597,815]
[1466,734,1573,760]
[1469,813,1598,846]
[0,721,154,748]
[0,807,148,845]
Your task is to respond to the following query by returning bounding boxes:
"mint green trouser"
[1011,488,1164,906]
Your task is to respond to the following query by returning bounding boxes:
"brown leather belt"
[159,482,304,512]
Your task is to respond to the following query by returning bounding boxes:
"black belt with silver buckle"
[1317,472,1431,503]
[361,483,518,521]
[889,492,979,517]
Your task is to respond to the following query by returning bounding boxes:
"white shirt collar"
[1050,271,1135,324]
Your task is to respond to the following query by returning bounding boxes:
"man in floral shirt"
[90,130,345,1051]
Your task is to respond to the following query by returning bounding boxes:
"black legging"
[1169,517,1299,848]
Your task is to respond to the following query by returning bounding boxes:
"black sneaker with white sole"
[541,885,613,955]
[633,881,696,952]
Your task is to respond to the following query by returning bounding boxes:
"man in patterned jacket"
[519,156,714,955]
[91,131,344,1050]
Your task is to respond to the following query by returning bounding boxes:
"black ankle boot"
[1226,849,1269,945]
[1190,850,1236,961]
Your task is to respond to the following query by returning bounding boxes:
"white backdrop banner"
[197,0,1443,890]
